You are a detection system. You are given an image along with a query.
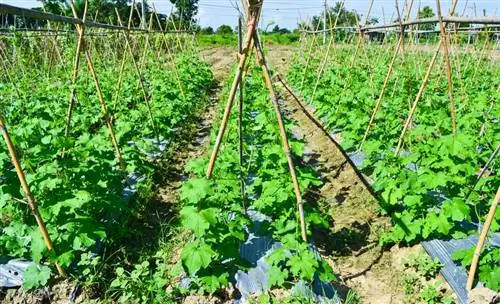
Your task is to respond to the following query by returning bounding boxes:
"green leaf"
[268,266,288,287]
[30,229,46,263]
[287,250,318,281]
[180,178,212,204]
[181,242,214,275]
[22,264,51,290]
[180,206,210,238]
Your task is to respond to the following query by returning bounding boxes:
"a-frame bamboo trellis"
[205,0,308,242]
[0,0,188,277]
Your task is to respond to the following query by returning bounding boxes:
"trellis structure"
[0,0,193,277]
[284,0,499,298]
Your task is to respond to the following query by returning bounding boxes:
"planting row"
[287,43,499,290]
[0,35,213,288]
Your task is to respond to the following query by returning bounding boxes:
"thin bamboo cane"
[0,47,21,98]
[468,28,490,90]
[309,1,345,103]
[69,0,126,171]
[395,1,459,155]
[299,19,322,91]
[436,0,457,137]
[136,13,154,89]
[152,3,186,100]
[0,114,66,277]
[115,9,159,142]
[359,37,403,149]
[253,32,307,242]
[359,0,414,150]
[464,145,500,203]
[168,10,184,52]
[206,2,261,178]
[111,1,135,112]
[237,16,246,209]
[466,187,500,290]
[64,1,88,137]
[348,0,374,69]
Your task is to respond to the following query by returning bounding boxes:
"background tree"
[199,26,214,35]
[216,24,233,35]
[271,25,290,34]
[169,0,198,30]
[39,0,152,28]
[417,5,436,31]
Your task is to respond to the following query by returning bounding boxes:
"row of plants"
[287,41,499,290]
[0,33,214,288]
[178,64,336,295]
[108,63,339,303]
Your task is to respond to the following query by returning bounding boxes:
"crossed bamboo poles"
[0,0,189,277]
[294,0,498,291]
[206,0,308,242]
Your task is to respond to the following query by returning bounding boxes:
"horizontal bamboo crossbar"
[0,4,194,33]
[301,16,500,34]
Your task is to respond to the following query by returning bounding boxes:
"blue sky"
[2,0,499,29]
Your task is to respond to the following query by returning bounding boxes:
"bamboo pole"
[0,47,22,98]
[466,187,500,290]
[64,1,88,137]
[137,13,154,89]
[395,0,459,155]
[309,1,345,104]
[359,37,403,150]
[253,32,307,242]
[0,114,66,277]
[206,1,261,178]
[237,16,246,209]
[359,0,414,150]
[111,1,135,112]
[152,3,186,100]
[436,0,457,137]
[115,9,159,142]
[299,19,322,91]
[68,0,126,171]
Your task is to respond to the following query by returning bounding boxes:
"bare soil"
[198,44,417,303]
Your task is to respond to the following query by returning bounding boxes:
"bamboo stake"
[0,114,66,277]
[68,0,126,171]
[464,145,500,203]
[359,37,403,149]
[309,1,345,103]
[237,16,246,209]
[152,3,186,100]
[253,32,307,242]
[111,1,135,112]
[466,187,500,290]
[299,19,322,91]
[115,9,159,142]
[64,1,88,137]
[359,0,414,149]
[136,13,154,89]
[168,9,184,52]
[0,47,22,98]
[436,0,457,137]
[206,2,260,178]
[395,1,459,155]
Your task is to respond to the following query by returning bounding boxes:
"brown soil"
[200,45,294,80]
[277,81,425,304]
[198,43,418,303]
[198,44,425,303]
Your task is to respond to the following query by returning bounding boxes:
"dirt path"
[198,44,413,303]
[200,45,294,81]
[277,80,412,303]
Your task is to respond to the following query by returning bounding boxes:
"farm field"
[0,1,499,304]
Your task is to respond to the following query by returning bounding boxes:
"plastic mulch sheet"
[422,233,500,304]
